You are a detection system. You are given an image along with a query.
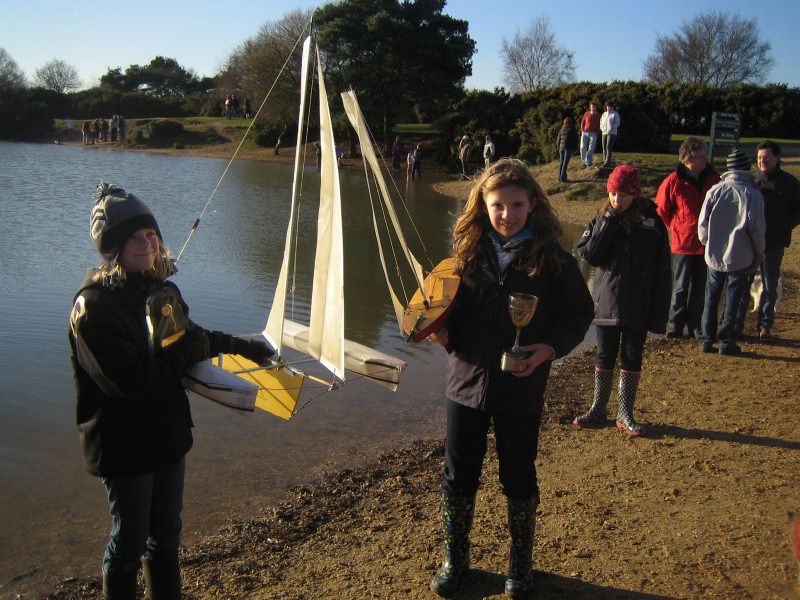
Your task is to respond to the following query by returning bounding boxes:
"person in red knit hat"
[573,165,672,436]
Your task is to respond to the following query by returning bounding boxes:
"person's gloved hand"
[230,337,275,365]
[178,329,211,366]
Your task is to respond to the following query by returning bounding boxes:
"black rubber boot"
[505,495,539,599]
[102,569,139,600]
[430,491,476,597]
[573,367,613,426]
[143,554,181,600]
[616,369,644,436]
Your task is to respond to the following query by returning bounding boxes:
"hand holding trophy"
[500,293,538,373]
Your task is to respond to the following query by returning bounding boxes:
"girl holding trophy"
[427,158,594,598]
[573,165,671,436]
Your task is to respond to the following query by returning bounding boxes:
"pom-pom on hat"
[607,164,641,197]
[726,148,751,171]
[90,182,161,264]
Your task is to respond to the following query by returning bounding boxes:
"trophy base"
[500,350,531,373]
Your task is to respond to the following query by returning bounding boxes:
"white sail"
[308,45,346,381]
[263,35,313,355]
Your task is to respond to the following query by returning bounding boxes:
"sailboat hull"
[281,319,406,391]
[402,258,460,343]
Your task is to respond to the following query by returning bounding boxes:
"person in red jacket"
[656,137,720,338]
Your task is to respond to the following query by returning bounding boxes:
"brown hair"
[453,158,563,276]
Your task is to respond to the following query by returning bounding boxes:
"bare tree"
[643,11,774,87]
[33,59,82,93]
[0,48,26,90]
[218,9,313,122]
[500,15,575,93]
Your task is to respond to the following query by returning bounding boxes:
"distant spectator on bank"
[407,148,415,175]
[118,116,127,142]
[599,101,620,167]
[458,134,473,179]
[580,102,601,167]
[82,121,91,145]
[735,140,800,339]
[110,115,118,142]
[224,95,232,119]
[101,119,109,143]
[336,143,345,167]
[64,117,73,141]
[412,143,423,179]
[483,134,496,168]
[556,118,578,183]
[697,149,765,356]
[392,136,405,172]
[656,137,721,339]
[231,95,240,118]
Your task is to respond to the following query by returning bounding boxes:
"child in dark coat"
[573,165,671,435]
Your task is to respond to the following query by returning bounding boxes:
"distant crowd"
[75,115,127,145]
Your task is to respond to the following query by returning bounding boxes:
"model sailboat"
[184,36,408,419]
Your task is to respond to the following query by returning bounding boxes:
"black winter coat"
[444,239,594,415]
[577,198,671,333]
[69,270,204,477]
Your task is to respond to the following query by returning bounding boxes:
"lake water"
[0,141,589,598]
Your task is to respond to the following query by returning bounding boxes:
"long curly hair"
[453,158,563,277]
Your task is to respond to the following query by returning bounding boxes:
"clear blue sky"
[2,0,798,90]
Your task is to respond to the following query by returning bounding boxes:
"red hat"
[607,165,641,197]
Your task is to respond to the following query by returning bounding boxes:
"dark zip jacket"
[577,198,671,333]
[69,270,201,477]
[444,239,594,415]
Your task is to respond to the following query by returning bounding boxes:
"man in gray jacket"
[697,149,765,355]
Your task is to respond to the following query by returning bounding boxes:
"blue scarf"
[488,228,533,273]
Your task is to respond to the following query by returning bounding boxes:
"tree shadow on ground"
[451,569,680,599]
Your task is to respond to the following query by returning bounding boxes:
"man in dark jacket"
[736,140,800,339]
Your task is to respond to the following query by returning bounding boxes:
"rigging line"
[353,114,435,271]
[368,165,412,304]
[174,18,314,263]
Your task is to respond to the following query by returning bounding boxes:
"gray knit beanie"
[726,149,751,171]
[90,182,161,264]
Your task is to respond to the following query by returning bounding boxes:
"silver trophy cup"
[500,293,538,373]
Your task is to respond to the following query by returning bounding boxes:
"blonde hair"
[453,158,563,276]
[93,239,176,288]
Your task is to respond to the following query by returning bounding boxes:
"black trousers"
[595,325,647,372]
[443,400,542,499]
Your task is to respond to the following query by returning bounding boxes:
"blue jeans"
[580,131,597,166]
[735,248,783,332]
[558,148,572,182]
[443,400,542,499]
[595,325,648,372]
[668,253,707,334]
[699,267,751,351]
[602,133,617,165]
[102,457,185,574]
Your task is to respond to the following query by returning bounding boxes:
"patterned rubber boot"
[505,495,539,599]
[430,491,476,597]
[573,368,614,426]
[616,369,644,436]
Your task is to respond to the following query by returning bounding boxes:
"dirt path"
[43,163,800,600]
